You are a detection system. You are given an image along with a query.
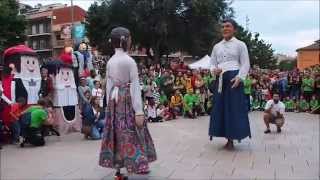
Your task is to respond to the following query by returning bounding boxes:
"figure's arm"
[129,61,144,115]
[237,43,250,80]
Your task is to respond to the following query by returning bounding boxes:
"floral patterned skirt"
[99,86,157,174]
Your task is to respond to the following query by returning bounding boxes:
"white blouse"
[210,37,250,79]
[106,49,143,115]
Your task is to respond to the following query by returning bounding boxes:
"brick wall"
[52,6,86,25]
[297,50,320,70]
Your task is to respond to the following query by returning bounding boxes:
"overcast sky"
[21,0,320,56]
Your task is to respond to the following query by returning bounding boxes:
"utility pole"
[71,0,74,26]
[71,0,74,46]
[246,15,250,31]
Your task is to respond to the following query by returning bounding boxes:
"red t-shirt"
[10,103,29,122]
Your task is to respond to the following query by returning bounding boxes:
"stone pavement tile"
[292,167,320,180]
[231,167,260,180]
[168,166,213,180]
[148,165,175,179]
[62,165,113,179]
[232,169,276,180]
[291,162,320,180]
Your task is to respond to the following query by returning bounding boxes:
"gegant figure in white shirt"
[209,19,251,150]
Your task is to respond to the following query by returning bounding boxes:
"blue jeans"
[10,121,20,142]
[290,87,300,100]
[91,120,105,140]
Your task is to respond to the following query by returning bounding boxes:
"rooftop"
[296,40,320,51]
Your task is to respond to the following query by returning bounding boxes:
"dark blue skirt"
[209,70,251,141]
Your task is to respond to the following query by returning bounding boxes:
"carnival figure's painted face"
[54,67,77,122]
[58,68,75,87]
[20,56,41,78]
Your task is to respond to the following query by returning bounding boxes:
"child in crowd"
[170,90,183,116]
[10,97,28,144]
[183,89,196,118]
[157,104,174,121]
[152,87,161,106]
[310,95,320,114]
[284,96,295,112]
[92,80,104,107]
[147,99,162,122]
[194,89,205,116]
[297,96,310,112]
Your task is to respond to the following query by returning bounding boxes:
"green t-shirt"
[299,100,309,110]
[252,99,260,109]
[243,78,252,95]
[203,75,214,87]
[159,94,168,105]
[310,99,319,110]
[155,76,163,87]
[26,106,48,128]
[302,78,314,92]
[284,100,295,110]
[194,94,201,105]
[184,94,196,106]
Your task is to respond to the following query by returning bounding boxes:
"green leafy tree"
[236,26,277,69]
[86,0,232,60]
[0,0,26,56]
[278,59,297,71]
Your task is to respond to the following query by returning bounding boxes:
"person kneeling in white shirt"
[264,93,285,134]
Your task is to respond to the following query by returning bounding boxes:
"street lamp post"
[70,0,74,46]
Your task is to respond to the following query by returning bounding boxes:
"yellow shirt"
[171,95,182,107]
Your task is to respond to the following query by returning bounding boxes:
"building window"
[44,23,51,33]
[32,40,38,50]
[39,23,44,34]
[40,39,45,49]
[32,24,36,35]
[36,24,40,34]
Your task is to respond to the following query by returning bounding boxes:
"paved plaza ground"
[1,112,319,180]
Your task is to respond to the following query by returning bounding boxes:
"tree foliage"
[86,0,232,59]
[236,26,277,69]
[87,0,277,69]
[278,59,297,71]
[0,0,26,56]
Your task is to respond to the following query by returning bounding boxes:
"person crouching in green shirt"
[284,97,295,112]
[310,95,320,114]
[20,99,49,147]
[183,89,196,118]
[297,96,310,113]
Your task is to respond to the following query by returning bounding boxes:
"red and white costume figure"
[45,60,81,134]
[1,45,41,126]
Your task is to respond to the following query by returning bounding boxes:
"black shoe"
[264,129,271,134]
[277,128,282,133]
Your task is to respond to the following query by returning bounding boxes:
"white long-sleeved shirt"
[210,37,250,79]
[106,49,144,115]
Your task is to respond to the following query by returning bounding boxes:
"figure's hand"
[135,114,145,128]
[212,68,222,76]
[231,76,241,88]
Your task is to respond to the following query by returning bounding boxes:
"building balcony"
[35,49,52,52]
[28,32,52,37]
[53,40,65,48]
